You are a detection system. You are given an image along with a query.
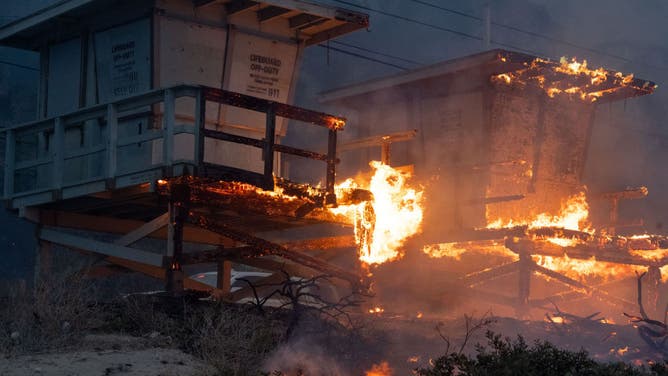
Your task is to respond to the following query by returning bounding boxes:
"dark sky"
[2,0,668,279]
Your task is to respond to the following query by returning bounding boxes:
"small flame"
[365,361,393,376]
[368,306,384,314]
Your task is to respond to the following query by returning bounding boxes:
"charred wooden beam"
[257,6,291,22]
[181,246,255,264]
[199,163,267,188]
[459,261,520,287]
[528,227,594,242]
[39,210,232,245]
[203,88,345,130]
[188,213,365,289]
[289,13,324,29]
[338,129,418,152]
[226,0,259,15]
[466,194,525,205]
[193,0,217,7]
[436,226,528,244]
[280,235,356,251]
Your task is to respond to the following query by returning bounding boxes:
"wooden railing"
[1,85,345,207]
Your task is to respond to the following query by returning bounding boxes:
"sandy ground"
[0,334,208,376]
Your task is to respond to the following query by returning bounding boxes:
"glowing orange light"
[365,361,393,376]
[330,161,423,265]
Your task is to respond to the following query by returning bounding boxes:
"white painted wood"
[3,129,15,198]
[39,227,165,267]
[167,202,175,258]
[53,117,65,190]
[106,103,118,179]
[163,89,175,167]
[115,213,169,247]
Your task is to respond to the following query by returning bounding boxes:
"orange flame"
[492,56,641,102]
[331,161,423,265]
[365,362,393,376]
[487,191,591,246]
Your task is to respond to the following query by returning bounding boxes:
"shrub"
[416,331,668,376]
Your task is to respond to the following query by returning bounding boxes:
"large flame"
[330,161,423,265]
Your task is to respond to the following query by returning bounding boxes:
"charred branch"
[623,272,668,351]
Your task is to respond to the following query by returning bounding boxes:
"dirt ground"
[0,334,208,376]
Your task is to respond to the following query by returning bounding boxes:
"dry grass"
[0,271,98,355]
[184,304,285,376]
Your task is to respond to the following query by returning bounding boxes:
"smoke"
[262,339,346,376]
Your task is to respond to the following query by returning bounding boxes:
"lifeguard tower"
[0,0,369,297]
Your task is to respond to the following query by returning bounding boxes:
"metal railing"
[1,85,345,207]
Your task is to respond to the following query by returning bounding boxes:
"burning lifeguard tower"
[321,50,667,315]
[0,0,369,296]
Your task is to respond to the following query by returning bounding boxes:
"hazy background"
[2,0,668,280]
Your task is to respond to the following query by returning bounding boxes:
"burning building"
[321,50,666,316]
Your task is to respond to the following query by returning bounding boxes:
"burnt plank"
[257,6,291,22]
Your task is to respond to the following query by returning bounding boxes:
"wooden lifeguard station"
[0,0,369,297]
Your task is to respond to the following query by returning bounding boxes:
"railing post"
[53,117,64,192]
[325,129,337,205]
[164,89,175,175]
[193,89,205,174]
[263,104,276,191]
[4,129,15,199]
[106,104,118,187]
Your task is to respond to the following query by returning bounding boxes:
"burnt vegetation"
[416,331,668,376]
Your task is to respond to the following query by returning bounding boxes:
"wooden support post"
[4,129,15,198]
[53,117,64,193]
[528,96,547,193]
[165,182,190,295]
[217,260,232,293]
[608,197,619,236]
[164,89,175,175]
[194,89,206,173]
[263,104,276,191]
[380,142,390,165]
[325,129,337,205]
[517,247,531,316]
[106,104,118,186]
[646,265,661,316]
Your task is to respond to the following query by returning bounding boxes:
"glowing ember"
[368,306,384,314]
[365,361,393,376]
[331,161,424,265]
[491,55,649,102]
